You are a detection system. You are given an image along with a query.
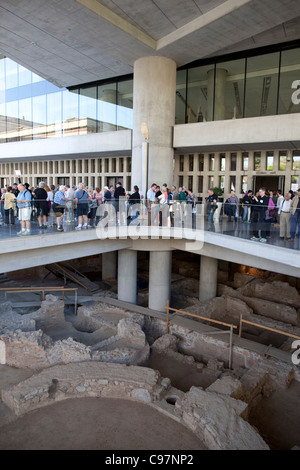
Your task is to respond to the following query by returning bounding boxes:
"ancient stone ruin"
[0,282,299,450]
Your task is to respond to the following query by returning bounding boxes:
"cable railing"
[0,197,299,250]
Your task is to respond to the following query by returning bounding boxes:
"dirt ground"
[0,397,207,450]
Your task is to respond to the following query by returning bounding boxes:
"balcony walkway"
[0,211,299,278]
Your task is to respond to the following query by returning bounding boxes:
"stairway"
[46,262,99,293]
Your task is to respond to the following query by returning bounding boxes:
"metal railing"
[0,197,299,250]
[165,300,237,369]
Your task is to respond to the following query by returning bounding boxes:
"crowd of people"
[0,181,299,243]
[206,187,300,243]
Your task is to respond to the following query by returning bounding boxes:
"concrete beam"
[0,130,132,163]
[173,114,300,152]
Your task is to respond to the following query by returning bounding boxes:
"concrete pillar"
[118,249,137,304]
[148,251,172,312]
[102,251,117,280]
[131,56,176,196]
[199,255,218,302]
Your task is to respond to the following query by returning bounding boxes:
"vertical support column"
[102,251,117,280]
[149,251,172,312]
[131,56,176,195]
[199,255,218,302]
[118,249,137,304]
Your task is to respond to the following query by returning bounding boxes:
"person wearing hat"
[290,188,300,240]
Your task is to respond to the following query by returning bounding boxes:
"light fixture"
[141,122,149,141]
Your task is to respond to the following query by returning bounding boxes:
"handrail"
[0,286,78,313]
[239,314,300,340]
[165,300,236,369]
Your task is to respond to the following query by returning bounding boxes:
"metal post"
[74,290,78,315]
[166,299,169,334]
[229,324,233,369]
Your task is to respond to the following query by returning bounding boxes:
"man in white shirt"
[279,192,292,239]
[65,185,75,222]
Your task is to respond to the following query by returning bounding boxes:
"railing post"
[166,299,169,334]
[229,324,233,369]
[239,314,243,337]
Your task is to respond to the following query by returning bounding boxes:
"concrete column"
[131,56,176,196]
[148,251,172,312]
[199,255,218,302]
[118,249,137,304]
[102,251,117,280]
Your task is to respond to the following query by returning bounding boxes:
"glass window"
[291,175,299,190]
[278,48,300,115]
[117,79,133,130]
[241,175,248,193]
[19,97,32,141]
[230,175,236,191]
[62,89,79,136]
[5,59,18,89]
[254,152,261,170]
[47,91,62,137]
[98,83,117,132]
[219,175,225,192]
[214,59,245,120]
[198,154,204,171]
[242,152,249,171]
[266,151,274,170]
[79,87,97,133]
[32,94,47,139]
[279,151,287,170]
[220,154,226,171]
[188,175,193,191]
[230,153,237,171]
[209,154,215,171]
[198,175,203,193]
[209,176,215,188]
[175,70,187,124]
[179,155,184,172]
[245,52,280,117]
[189,154,194,171]
[18,65,32,87]
[187,64,214,122]
[292,151,300,171]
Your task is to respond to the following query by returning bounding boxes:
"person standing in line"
[2,186,16,225]
[206,188,218,231]
[53,185,68,231]
[74,183,91,230]
[16,183,32,235]
[113,181,126,225]
[32,181,49,229]
[290,188,300,241]
[278,192,293,239]
[250,187,269,243]
[242,190,253,223]
[226,190,239,223]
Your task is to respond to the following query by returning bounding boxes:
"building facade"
[0,41,300,197]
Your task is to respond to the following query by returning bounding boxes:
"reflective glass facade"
[0,57,133,143]
[176,43,300,124]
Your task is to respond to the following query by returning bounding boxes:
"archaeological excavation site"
[0,251,299,451]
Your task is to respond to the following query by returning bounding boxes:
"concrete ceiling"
[0,0,299,88]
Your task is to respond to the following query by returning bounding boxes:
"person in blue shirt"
[16,183,32,236]
[74,183,91,230]
[53,185,68,231]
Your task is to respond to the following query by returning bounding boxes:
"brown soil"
[0,396,206,450]
[247,379,300,450]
